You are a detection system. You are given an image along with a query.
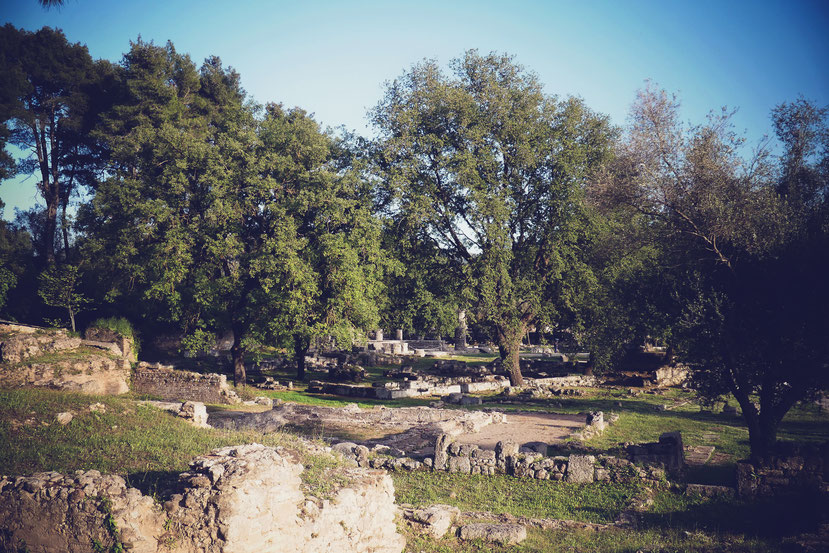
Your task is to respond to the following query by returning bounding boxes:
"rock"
[56,412,73,425]
[332,442,358,456]
[178,401,209,428]
[433,434,450,471]
[89,403,106,413]
[448,456,471,474]
[495,440,518,470]
[458,523,527,545]
[566,454,595,483]
[460,395,482,406]
[254,396,274,408]
[447,392,464,404]
[409,504,460,538]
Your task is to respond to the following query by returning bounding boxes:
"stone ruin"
[333,431,671,487]
[0,444,405,553]
[0,322,132,395]
[736,442,829,499]
[626,431,686,474]
[132,362,241,405]
[614,346,689,388]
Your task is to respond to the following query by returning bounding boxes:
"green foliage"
[88,317,136,340]
[37,264,90,331]
[0,24,114,263]
[372,50,615,384]
[593,85,829,459]
[88,316,139,352]
[82,41,385,383]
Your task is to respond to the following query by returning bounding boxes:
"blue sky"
[2,0,827,218]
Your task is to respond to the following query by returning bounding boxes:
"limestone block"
[566,455,596,483]
[458,523,527,545]
[434,434,450,471]
[448,456,471,474]
[409,504,460,538]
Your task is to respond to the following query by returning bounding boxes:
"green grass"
[0,388,346,498]
[393,471,641,523]
[401,526,778,553]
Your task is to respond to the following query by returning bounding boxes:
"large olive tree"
[372,50,614,385]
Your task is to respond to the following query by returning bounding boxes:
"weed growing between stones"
[91,496,124,553]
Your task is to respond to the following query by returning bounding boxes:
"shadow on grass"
[125,469,181,500]
[641,492,829,539]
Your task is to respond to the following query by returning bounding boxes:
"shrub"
[88,317,140,353]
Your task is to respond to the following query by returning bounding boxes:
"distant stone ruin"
[131,362,241,404]
[0,444,405,553]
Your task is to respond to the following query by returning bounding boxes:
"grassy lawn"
[0,388,345,498]
[393,471,641,523]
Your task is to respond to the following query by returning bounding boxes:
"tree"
[379,218,462,340]
[594,85,829,461]
[372,50,614,385]
[256,105,385,380]
[37,263,89,331]
[0,25,114,264]
[84,40,384,384]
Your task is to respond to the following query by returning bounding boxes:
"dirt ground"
[453,412,586,450]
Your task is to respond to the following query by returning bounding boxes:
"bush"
[88,317,140,353]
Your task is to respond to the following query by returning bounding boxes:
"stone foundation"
[0,444,405,553]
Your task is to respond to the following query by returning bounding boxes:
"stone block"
[448,456,471,474]
[566,455,595,483]
[433,434,450,471]
[458,523,527,545]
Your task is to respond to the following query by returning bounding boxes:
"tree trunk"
[584,352,594,376]
[497,325,525,387]
[294,334,310,381]
[61,202,71,263]
[663,344,675,366]
[746,413,780,465]
[230,328,246,387]
[44,191,59,265]
[68,307,76,333]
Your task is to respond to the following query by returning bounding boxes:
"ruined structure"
[0,323,131,395]
[132,362,241,404]
[0,444,405,553]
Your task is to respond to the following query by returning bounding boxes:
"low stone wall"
[0,444,405,553]
[337,433,670,487]
[626,431,685,473]
[736,443,829,499]
[654,365,689,387]
[131,363,240,404]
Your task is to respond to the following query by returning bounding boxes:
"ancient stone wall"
[0,324,133,395]
[0,354,131,395]
[131,363,240,404]
[0,444,405,553]
[84,327,137,362]
[0,324,82,364]
[337,432,669,488]
[736,443,829,498]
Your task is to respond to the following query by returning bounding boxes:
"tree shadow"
[638,492,828,539]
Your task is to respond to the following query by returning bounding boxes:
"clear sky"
[1,0,827,219]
